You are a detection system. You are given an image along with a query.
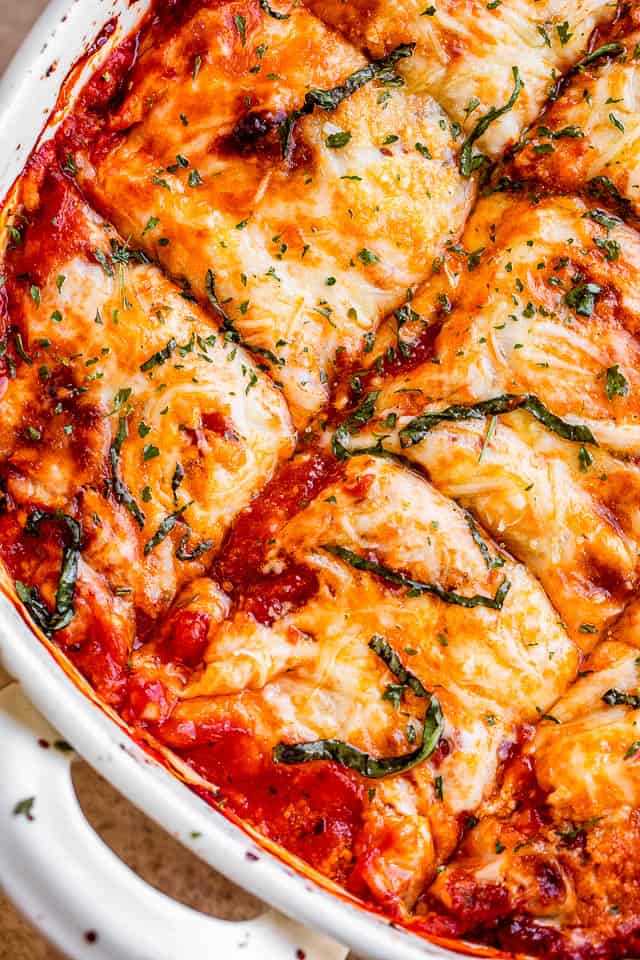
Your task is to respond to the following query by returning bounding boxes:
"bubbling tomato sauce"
[215,451,338,589]
[174,728,366,887]
[4,162,94,298]
[0,505,129,705]
[160,607,211,668]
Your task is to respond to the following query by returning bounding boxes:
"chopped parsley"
[605,365,628,401]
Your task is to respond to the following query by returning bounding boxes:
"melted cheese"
[514,30,640,216]
[337,194,640,641]
[429,624,640,951]
[1,181,293,616]
[74,0,473,426]
[3,1,640,952]
[534,637,640,817]
[138,456,577,907]
[305,0,615,158]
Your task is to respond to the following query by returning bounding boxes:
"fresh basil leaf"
[564,281,601,317]
[140,338,177,372]
[399,394,596,448]
[144,502,192,556]
[279,44,415,158]
[333,391,380,459]
[602,688,640,709]
[605,365,628,401]
[175,530,215,561]
[15,581,53,633]
[459,67,522,176]
[465,511,505,569]
[323,544,510,609]
[579,42,624,67]
[259,0,290,17]
[369,634,428,697]
[109,418,146,528]
[274,694,443,778]
[171,462,185,504]
[18,512,82,634]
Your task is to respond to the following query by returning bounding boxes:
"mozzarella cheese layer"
[305,0,616,157]
[73,0,473,426]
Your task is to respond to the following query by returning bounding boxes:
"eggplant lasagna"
[2,1,640,956]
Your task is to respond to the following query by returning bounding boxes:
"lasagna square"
[127,455,577,910]
[71,0,473,426]
[0,165,293,701]
[513,22,640,218]
[305,0,616,158]
[329,192,640,640]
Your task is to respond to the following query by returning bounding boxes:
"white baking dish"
[0,5,493,960]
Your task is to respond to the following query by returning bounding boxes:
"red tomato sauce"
[176,729,366,886]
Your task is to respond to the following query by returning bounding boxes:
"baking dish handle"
[0,683,349,960]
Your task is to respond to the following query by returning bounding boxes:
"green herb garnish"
[144,502,192,555]
[279,44,415,158]
[259,0,290,17]
[323,544,510,609]
[274,695,443,778]
[399,394,596,448]
[109,418,146,528]
[18,511,82,633]
[459,67,522,176]
[602,688,640,709]
[140,338,177,372]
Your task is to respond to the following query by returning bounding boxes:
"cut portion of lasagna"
[0,161,293,702]
[126,454,578,912]
[513,20,640,218]
[70,0,473,426]
[425,609,640,957]
[304,0,616,159]
[329,192,640,641]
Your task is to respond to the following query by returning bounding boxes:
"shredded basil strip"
[459,66,522,177]
[244,342,283,366]
[204,270,281,367]
[369,635,428,698]
[140,338,177,372]
[399,394,596,448]
[205,269,233,326]
[15,582,52,633]
[175,528,214,561]
[172,462,185,504]
[279,44,415,158]
[19,511,82,634]
[602,688,640,709]
[109,418,146,529]
[323,544,510,609]
[274,694,443,778]
[579,42,625,69]
[550,42,625,103]
[259,0,290,18]
[465,511,505,570]
[144,502,193,556]
[333,391,380,460]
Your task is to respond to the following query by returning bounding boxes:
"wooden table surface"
[0,7,358,959]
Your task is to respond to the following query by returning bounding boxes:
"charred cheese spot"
[73,0,473,426]
[305,0,616,158]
